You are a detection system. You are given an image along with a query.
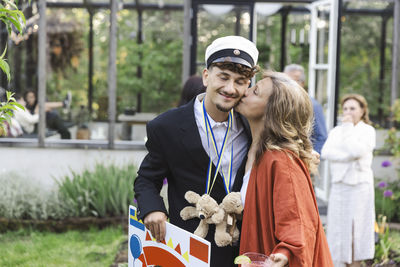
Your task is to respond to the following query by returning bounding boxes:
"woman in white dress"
[321,94,376,267]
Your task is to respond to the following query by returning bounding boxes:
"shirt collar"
[195,93,238,132]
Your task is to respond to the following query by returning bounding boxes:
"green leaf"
[6,90,12,100]
[0,58,10,81]
[11,102,24,110]
[0,45,6,60]
[3,0,18,10]
[6,14,22,33]
[0,17,9,26]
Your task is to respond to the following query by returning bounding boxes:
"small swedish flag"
[130,207,145,231]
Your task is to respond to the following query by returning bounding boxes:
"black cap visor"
[207,49,254,69]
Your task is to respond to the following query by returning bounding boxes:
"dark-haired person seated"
[24,89,72,139]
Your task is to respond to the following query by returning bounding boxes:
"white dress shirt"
[240,168,252,206]
[194,93,248,190]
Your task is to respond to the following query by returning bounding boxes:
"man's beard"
[216,101,239,113]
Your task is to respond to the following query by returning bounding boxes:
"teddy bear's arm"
[194,220,209,238]
[180,206,198,220]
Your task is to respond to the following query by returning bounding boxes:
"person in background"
[13,93,38,135]
[134,36,259,267]
[284,64,327,154]
[321,94,375,267]
[24,89,71,139]
[178,75,206,106]
[238,71,333,267]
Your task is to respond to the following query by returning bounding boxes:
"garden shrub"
[374,99,400,223]
[0,163,137,220]
[56,163,136,218]
[375,161,400,223]
[0,172,67,220]
[375,181,400,223]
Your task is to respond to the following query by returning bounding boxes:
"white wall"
[0,130,398,192]
[1,147,148,190]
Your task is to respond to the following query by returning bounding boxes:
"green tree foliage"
[256,13,310,71]
[118,10,183,113]
[45,9,87,104]
[0,0,25,81]
[340,15,392,125]
[0,91,24,134]
[25,3,395,124]
[86,9,183,117]
[0,0,26,131]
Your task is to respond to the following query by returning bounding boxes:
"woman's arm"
[14,108,39,125]
[340,123,376,158]
[321,126,355,162]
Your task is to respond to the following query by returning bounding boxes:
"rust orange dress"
[240,150,333,267]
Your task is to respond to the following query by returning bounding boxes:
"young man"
[134,36,259,267]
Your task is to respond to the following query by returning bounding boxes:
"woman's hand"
[341,114,353,124]
[311,150,320,166]
[268,253,288,267]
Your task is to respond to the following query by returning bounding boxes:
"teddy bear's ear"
[185,190,201,204]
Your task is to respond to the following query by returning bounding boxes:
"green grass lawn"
[1,225,399,266]
[0,226,125,267]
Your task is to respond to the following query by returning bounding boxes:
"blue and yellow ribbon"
[202,100,234,195]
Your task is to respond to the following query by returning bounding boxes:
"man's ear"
[202,68,209,87]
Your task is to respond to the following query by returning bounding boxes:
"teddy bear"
[214,192,244,247]
[180,191,225,238]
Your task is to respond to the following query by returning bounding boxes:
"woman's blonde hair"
[255,70,316,172]
[341,93,371,124]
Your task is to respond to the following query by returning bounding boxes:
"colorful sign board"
[128,205,211,267]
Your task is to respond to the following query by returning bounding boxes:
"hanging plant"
[12,10,84,76]
[47,13,84,75]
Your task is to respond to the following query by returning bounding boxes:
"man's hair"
[255,70,316,173]
[341,93,371,124]
[283,64,306,84]
[209,62,259,79]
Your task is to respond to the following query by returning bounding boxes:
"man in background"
[284,64,327,154]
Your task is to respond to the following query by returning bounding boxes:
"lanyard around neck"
[202,100,234,195]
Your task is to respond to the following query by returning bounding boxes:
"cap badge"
[233,49,240,56]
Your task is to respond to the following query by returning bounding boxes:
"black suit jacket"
[134,99,251,267]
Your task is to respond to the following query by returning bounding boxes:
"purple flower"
[381,160,392,167]
[163,178,168,185]
[378,181,388,188]
[134,198,137,203]
[383,190,393,198]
